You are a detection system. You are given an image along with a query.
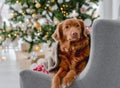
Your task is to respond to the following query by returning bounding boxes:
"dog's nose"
[72,32,78,37]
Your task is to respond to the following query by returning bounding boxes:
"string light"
[60,7,63,10]
[66,13,68,16]
[8,34,11,38]
[0,36,3,40]
[16,0,19,3]
[19,21,22,24]
[44,6,47,10]
[14,34,17,36]
[66,5,68,7]
[63,11,66,14]
[11,13,17,18]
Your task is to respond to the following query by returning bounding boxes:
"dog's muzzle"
[72,32,78,38]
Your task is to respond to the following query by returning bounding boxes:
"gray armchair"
[20,19,120,88]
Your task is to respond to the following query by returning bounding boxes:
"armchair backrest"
[81,19,120,88]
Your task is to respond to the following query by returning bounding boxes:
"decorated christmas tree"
[0,0,99,52]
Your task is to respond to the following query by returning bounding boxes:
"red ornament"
[33,64,49,74]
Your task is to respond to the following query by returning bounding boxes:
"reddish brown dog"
[52,18,90,88]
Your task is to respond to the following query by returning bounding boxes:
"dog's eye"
[65,25,69,29]
[76,24,80,27]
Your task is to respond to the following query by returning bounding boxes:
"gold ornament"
[35,3,41,9]
[38,27,42,32]
[2,29,6,32]
[35,45,41,51]
[32,13,37,18]
[46,32,49,35]
[50,0,55,2]
[49,6,53,11]
[34,21,41,28]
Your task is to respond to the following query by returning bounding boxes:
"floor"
[0,49,21,88]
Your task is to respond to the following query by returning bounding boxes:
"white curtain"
[0,1,4,26]
[99,0,120,19]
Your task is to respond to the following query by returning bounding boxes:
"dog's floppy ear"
[52,22,63,41]
[78,20,89,37]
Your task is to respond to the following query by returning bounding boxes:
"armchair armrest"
[20,70,84,88]
[20,70,51,88]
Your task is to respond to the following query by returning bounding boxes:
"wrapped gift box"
[15,51,44,69]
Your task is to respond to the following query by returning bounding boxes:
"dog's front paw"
[52,75,61,88]
[62,76,75,88]
[62,70,77,88]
